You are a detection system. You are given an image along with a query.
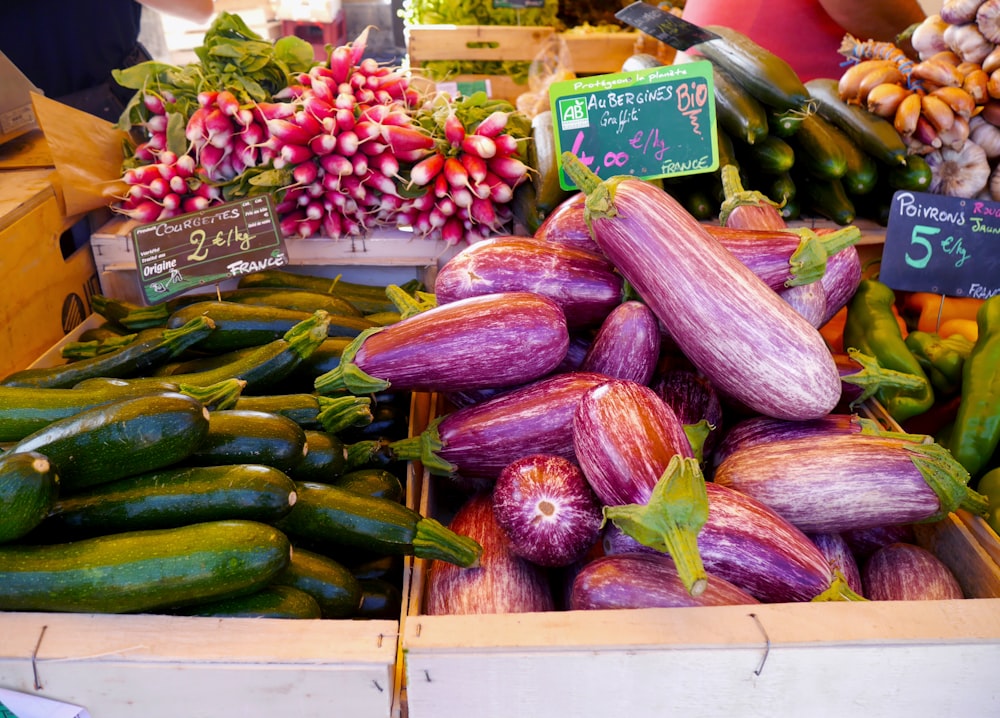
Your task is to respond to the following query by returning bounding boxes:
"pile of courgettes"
[0,271,482,619]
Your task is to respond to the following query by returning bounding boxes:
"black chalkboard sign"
[130,195,289,305]
[549,62,718,190]
[880,190,1000,299]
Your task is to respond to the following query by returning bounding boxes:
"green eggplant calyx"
[413,517,483,568]
[843,348,930,406]
[316,395,374,434]
[313,326,389,396]
[603,456,709,596]
[682,419,714,465]
[284,310,332,360]
[718,164,780,224]
[561,151,602,197]
[785,225,859,287]
[812,571,867,601]
[906,441,979,521]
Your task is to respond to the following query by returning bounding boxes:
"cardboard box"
[0,168,98,378]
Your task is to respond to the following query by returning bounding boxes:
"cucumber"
[271,547,362,618]
[188,410,308,473]
[7,393,210,493]
[712,63,769,146]
[174,584,322,619]
[805,78,908,166]
[275,481,482,567]
[333,468,405,503]
[0,452,59,543]
[356,578,402,620]
[0,520,291,613]
[166,301,376,352]
[0,317,215,389]
[44,464,297,535]
[288,430,348,482]
[790,112,848,180]
[237,270,420,316]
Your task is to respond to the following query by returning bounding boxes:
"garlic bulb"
[988,161,1000,200]
[944,21,995,65]
[925,139,991,197]
[978,0,1000,43]
[969,113,1000,157]
[912,14,952,59]
[941,0,986,25]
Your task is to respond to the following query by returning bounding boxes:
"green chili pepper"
[904,330,974,397]
[947,296,1000,478]
[975,467,1000,536]
[843,279,935,423]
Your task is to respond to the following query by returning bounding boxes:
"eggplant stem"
[718,164,781,224]
[812,570,867,601]
[906,441,989,520]
[785,226,860,287]
[603,456,709,596]
[313,326,390,395]
[843,348,930,406]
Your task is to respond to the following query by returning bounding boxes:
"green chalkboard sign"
[880,190,1000,299]
[549,62,718,190]
[130,195,289,305]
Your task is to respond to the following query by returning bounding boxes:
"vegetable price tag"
[880,190,1000,299]
[130,195,289,305]
[549,62,718,190]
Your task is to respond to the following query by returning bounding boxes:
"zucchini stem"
[412,517,483,567]
[316,395,374,434]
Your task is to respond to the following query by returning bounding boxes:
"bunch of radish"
[117,149,222,224]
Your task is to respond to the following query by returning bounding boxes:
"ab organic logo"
[559,97,589,130]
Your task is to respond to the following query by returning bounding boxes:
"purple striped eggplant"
[842,523,917,561]
[395,372,610,486]
[835,348,929,407]
[653,368,725,463]
[779,281,827,328]
[562,153,842,421]
[569,553,759,610]
[580,301,661,384]
[313,292,569,395]
[718,164,788,231]
[491,454,603,567]
[712,434,989,534]
[861,542,963,601]
[705,224,861,291]
[708,412,889,472]
[533,192,602,254]
[819,244,862,326]
[433,236,623,328]
[603,482,863,603]
[572,378,708,594]
[807,532,864,596]
[425,491,555,615]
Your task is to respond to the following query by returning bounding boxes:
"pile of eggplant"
[320,155,986,612]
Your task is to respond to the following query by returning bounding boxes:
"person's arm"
[139,0,215,24]
[818,0,926,42]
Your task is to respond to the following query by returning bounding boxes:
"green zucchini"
[795,173,857,226]
[44,464,297,535]
[174,584,322,619]
[713,63,769,146]
[275,481,482,567]
[741,134,795,174]
[271,547,362,618]
[72,311,333,394]
[332,468,405,503]
[805,78,908,167]
[0,316,216,389]
[288,430,348,482]
[235,393,326,430]
[769,108,807,137]
[887,153,933,192]
[0,452,59,543]
[60,333,138,361]
[349,554,400,581]
[698,26,811,111]
[356,578,402,620]
[237,269,422,316]
[764,171,797,204]
[188,410,308,473]
[8,393,210,493]
[791,112,848,180]
[0,520,291,613]
[166,301,376,352]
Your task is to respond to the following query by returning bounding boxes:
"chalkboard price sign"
[130,195,289,305]
[880,190,1000,299]
[549,62,718,190]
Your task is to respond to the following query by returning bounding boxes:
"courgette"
[238,270,421,316]
[44,464,297,535]
[791,112,848,180]
[697,26,811,111]
[356,578,402,620]
[795,173,857,226]
[333,468,405,503]
[188,410,308,473]
[275,481,482,567]
[174,584,322,619]
[740,134,795,174]
[7,393,211,493]
[233,393,372,434]
[0,520,291,613]
[288,430,349,482]
[713,63,769,145]
[805,78,908,166]
[166,301,375,352]
[0,452,59,543]
[0,316,215,389]
[887,152,933,192]
[271,546,362,618]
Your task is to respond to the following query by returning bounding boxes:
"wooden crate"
[399,396,1000,718]
[89,216,457,305]
[0,168,99,378]
[560,31,640,75]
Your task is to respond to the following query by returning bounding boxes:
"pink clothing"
[681,0,849,82]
